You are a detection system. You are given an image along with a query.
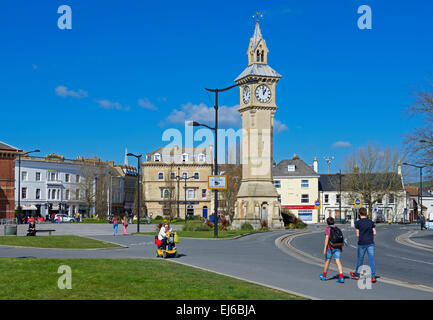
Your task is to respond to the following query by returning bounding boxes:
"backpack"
[329,226,344,248]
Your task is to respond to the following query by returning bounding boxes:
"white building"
[15,154,110,219]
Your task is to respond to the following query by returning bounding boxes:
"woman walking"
[112,215,119,236]
[122,216,129,235]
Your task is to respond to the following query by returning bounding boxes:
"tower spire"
[124,146,129,166]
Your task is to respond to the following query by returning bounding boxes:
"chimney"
[313,157,318,173]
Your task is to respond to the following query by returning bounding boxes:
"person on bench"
[27,221,36,236]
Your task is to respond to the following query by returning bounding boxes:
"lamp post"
[189,78,258,237]
[402,162,426,221]
[338,169,342,223]
[179,172,195,223]
[127,153,142,233]
[17,149,40,218]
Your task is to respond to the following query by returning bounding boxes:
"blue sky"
[1,0,432,175]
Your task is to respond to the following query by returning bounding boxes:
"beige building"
[272,156,320,224]
[142,145,213,219]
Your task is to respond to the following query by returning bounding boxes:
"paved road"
[1,225,432,299]
[409,230,433,249]
[291,224,433,288]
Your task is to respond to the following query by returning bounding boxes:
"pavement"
[0,223,182,236]
[408,229,433,249]
[0,223,432,299]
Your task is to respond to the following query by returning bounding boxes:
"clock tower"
[233,19,284,229]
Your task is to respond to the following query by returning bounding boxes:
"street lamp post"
[402,162,426,222]
[190,79,258,237]
[338,169,342,223]
[17,149,40,220]
[127,153,142,233]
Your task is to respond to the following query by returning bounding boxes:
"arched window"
[158,172,164,180]
[182,153,188,162]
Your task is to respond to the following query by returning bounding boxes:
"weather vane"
[252,11,263,23]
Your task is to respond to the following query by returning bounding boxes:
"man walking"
[420,213,427,230]
[350,207,377,283]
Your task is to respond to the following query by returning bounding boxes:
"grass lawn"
[0,235,121,249]
[0,258,305,300]
[136,230,266,238]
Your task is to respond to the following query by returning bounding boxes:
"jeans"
[325,248,341,261]
[355,244,376,278]
[113,224,118,235]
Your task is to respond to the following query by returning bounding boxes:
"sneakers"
[336,277,345,283]
[350,272,360,280]
[319,274,327,281]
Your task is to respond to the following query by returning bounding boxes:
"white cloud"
[332,141,352,148]
[55,85,88,98]
[274,119,288,133]
[165,102,241,126]
[138,97,157,110]
[95,99,130,111]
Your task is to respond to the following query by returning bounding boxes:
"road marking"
[386,254,433,266]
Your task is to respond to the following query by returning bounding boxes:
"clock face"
[255,84,271,103]
[243,86,250,104]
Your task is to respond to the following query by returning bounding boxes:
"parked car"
[54,214,75,223]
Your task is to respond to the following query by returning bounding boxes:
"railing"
[0,218,15,225]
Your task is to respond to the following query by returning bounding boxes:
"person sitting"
[158,223,173,250]
[27,221,36,236]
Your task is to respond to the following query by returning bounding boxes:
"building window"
[160,189,170,199]
[36,189,40,200]
[75,189,80,200]
[170,172,176,180]
[336,194,341,204]
[76,175,80,183]
[182,153,188,162]
[377,197,382,204]
[21,171,27,181]
[301,194,309,203]
[158,172,164,180]
[301,180,309,188]
[273,180,281,188]
[388,194,394,204]
[65,174,70,182]
[324,194,329,204]
[21,187,27,199]
[154,153,161,162]
[202,189,207,198]
[287,165,295,172]
[182,172,187,179]
[278,194,281,203]
[49,172,57,181]
[35,172,41,181]
[187,189,196,200]
[198,153,205,162]
[193,172,199,180]
[57,189,60,200]
[66,190,70,200]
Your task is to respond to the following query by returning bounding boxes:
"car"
[54,214,75,223]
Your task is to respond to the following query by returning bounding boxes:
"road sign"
[354,198,362,208]
[208,175,227,190]
[315,200,321,209]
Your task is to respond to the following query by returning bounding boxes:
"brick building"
[0,141,21,220]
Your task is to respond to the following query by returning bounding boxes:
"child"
[319,217,345,283]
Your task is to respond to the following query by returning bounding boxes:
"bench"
[27,229,56,236]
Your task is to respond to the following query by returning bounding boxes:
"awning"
[22,205,37,210]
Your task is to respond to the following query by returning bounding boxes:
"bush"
[182,220,212,231]
[260,220,268,231]
[219,216,230,231]
[81,218,107,224]
[154,216,163,220]
[281,210,308,229]
[240,222,254,231]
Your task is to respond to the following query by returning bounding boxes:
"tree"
[219,164,242,220]
[406,82,433,175]
[343,143,403,219]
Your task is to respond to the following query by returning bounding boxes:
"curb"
[395,231,433,252]
[275,231,433,295]
[166,258,318,300]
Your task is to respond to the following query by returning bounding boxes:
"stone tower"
[232,21,284,229]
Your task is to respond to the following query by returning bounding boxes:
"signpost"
[208,175,227,190]
[352,198,362,228]
[314,200,321,209]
